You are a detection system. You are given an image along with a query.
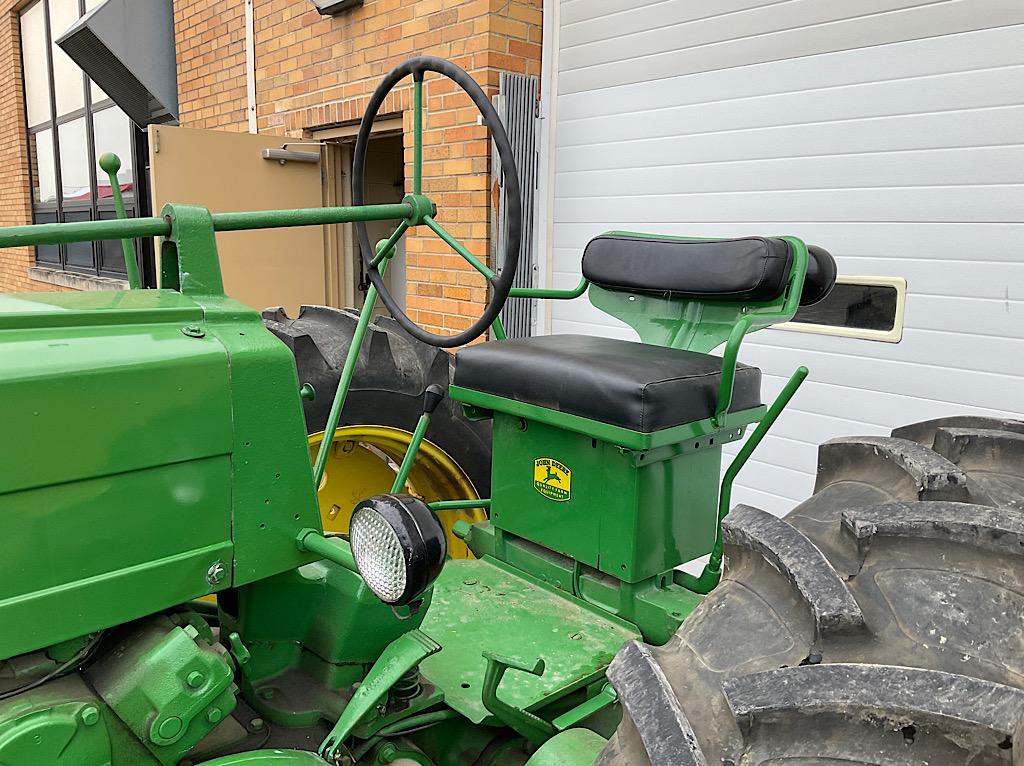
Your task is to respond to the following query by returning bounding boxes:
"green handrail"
[0,203,414,250]
[677,366,808,595]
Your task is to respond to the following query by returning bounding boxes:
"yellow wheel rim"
[308,426,486,559]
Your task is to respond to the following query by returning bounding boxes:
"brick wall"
[0,0,65,294]
[174,0,250,130]
[175,0,542,337]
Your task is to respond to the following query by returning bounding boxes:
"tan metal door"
[149,125,330,315]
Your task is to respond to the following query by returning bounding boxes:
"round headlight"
[349,494,447,606]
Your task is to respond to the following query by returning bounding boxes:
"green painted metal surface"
[198,751,327,766]
[221,545,432,728]
[487,412,744,583]
[419,558,639,725]
[86,615,235,765]
[524,728,606,766]
[0,676,160,766]
[463,522,703,645]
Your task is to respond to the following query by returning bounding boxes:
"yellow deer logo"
[533,458,571,502]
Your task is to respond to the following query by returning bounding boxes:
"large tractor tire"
[262,306,492,556]
[598,415,1024,766]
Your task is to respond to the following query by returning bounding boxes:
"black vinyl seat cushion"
[583,233,793,301]
[454,334,762,433]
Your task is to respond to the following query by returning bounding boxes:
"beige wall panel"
[149,125,326,315]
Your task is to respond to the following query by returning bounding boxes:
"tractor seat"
[453,334,761,433]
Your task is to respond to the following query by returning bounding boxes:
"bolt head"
[186,671,205,688]
[206,561,227,585]
[206,708,222,724]
[182,324,206,338]
[80,705,100,726]
[157,716,184,741]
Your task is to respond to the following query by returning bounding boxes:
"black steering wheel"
[352,56,522,348]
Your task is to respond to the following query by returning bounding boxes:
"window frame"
[19,0,150,280]
[774,275,908,343]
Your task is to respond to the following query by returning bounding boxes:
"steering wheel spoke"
[352,56,522,348]
[413,73,424,197]
[424,215,495,281]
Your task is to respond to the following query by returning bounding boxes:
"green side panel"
[489,413,736,582]
[197,297,323,585]
[0,299,232,495]
[0,290,235,659]
[419,558,639,725]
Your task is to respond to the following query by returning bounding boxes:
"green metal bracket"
[480,652,557,746]
[98,152,140,290]
[677,365,809,594]
[296,528,358,572]
[226,631,251,666]
[551,684,618,732]
[319,629,441,760]
[159,203,225,296]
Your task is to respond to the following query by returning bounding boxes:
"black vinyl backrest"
[582,233,794,302]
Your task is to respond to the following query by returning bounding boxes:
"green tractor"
[1,57,1022,766]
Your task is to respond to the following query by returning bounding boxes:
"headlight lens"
[348,494,447,606]
[350,507,407,604]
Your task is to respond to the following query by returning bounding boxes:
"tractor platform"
[419,557,639,724]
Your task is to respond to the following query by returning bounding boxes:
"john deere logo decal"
[533,457,571,502]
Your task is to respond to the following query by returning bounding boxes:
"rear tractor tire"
[598,415,1024,766]
[263,305,492,557]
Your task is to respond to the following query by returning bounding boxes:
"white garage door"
[540,1,1024,516]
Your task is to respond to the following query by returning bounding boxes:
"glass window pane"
[63,209,94,269]
[20,1,51,128]
[792,283,899,331]
[93,106,133,199]
[58,116,91,202]
[49,0,86,118]
[30,128,57,203]
[34,210,60,264]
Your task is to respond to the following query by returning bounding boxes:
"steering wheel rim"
[353,56,523,348]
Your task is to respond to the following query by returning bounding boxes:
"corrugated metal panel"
[545,3,1024,516]
[494,72,540,339]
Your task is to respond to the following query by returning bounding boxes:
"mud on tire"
[598,416,1024,766]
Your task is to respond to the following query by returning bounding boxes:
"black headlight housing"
[348,494,447,607]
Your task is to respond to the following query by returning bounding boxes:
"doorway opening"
[318,119,406,313]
